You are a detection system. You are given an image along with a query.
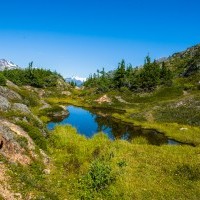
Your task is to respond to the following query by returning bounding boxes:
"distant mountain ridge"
[66,76,86,86]
[0,59,19,71]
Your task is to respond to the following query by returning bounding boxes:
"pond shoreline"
[47,105,195,146]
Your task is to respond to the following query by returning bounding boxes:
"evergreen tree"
[113,59,126,89]
[140,57,160,91]
[160,62,172,85]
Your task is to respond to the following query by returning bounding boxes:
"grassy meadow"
[5,125,200,199]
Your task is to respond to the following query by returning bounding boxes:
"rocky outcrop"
[163,44,200,77]
[0,86,22,101]
[0,120,35,165]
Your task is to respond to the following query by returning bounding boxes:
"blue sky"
[0,0,200,78]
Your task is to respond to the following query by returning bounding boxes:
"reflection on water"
[47,105,181,146]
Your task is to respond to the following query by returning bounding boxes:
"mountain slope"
[163,44,200,76]
[0,59,19,71]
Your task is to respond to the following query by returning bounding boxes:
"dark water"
[47,105,181,146]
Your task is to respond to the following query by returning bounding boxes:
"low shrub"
[77,160,116,199]
[0,73,6,86]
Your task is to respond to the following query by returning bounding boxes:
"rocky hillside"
[0,78,70,199]
[163,44,200,76]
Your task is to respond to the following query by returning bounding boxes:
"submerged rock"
[50,109,69,122]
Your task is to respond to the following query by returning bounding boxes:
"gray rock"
[12,103,31,114]
[0,95,11,111]
[0,86,22,101]
[0,125,14,141]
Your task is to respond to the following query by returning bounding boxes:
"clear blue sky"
[0,0,200,78]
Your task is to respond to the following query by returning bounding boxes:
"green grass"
[112,112,200,146]
[7,125,200,200]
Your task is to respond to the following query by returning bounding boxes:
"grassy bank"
[112,112,200,146]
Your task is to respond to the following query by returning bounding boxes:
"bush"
[77,160,116,199]
[79,160,115,190]
[0,73,6,86]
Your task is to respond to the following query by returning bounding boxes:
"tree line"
[0,62,63,88]
[84,56,172,93]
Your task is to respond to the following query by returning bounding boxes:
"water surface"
[47,105,181,146]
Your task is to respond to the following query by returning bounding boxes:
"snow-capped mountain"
[65,76,86,86]
[0,59,19,71]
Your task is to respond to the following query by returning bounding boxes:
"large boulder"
[0,95,11,111]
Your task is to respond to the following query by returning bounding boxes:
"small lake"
[47,105,181,146]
